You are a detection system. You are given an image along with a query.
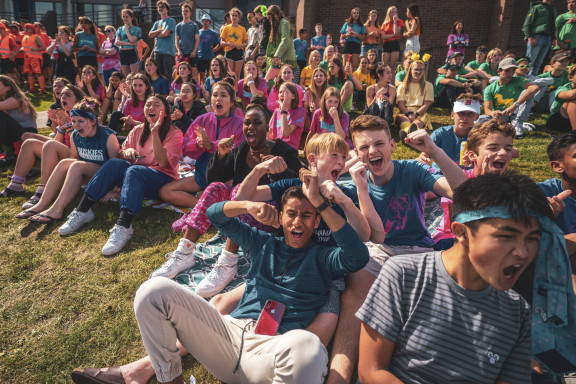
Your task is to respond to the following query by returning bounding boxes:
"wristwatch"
[315,200,331,213]
[513,102,520,108]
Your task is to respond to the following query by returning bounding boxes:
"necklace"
[249,139,272,156]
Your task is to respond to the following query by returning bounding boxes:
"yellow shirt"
[353,69,376,87]
[220,25,248,52]
[300,65,314,87]
[396,81,434,107]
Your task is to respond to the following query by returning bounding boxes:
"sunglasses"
[105,29,114,33]
[518,65,530,68]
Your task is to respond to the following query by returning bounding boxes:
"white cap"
[201,14,211,22]
[453,98,481,114]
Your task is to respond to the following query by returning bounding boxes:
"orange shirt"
[364,24,380,45]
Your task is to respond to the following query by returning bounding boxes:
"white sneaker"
[151,239,196,279]
[522,122,535,132]
[195,263,238,298]
[58,209,95,236]
[515,125,525,139]
[49,132,56,138]
[102,225,134,255]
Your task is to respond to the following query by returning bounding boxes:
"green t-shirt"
[319,60,328,72]
[555,12,576,49]
[478,62,499,77]
[329,74,354,112]
[434,75,467,98]
[395,70,406,83]
[538,70,570,90]
[466,60,483,70]
[550,82,575,116]
[484,76,528,111]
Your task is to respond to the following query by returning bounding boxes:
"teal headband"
[70,108,97,121]
[455,206,575,373]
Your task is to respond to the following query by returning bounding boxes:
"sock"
[7,174,26,191]
[77,194,96,213]
[176,238,196,254]
[218,249,239,266]
[400,121,411,133]
[116,208,134,229]
[35,184,45,195]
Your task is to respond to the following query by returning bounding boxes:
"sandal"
[0,187,24,197]
[27,214,61,224]
[15,210,38,220]
[22,193,42,210]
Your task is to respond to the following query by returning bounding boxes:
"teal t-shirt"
[538,70,570,90]
[550,82,575,116]
[434,75,467,98]
[478,62,499,77]
[152,17,176,56]
[484,76,528,111]
[395,70,406,83]
[339,22,366,45]
[115,26,142,51]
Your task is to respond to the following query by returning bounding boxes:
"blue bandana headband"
[70,108,97,121]
[455,206,576,374]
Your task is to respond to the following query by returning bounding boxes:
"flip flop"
[15,210,38,220]
[27,214,61,224]
[71,366,125,384]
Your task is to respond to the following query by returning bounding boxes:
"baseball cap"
[23,23,36,33]
[453,98,481,114]
[552,51,572,62]
[445,63,459,70]
[448,52,464,59]
[201,14,211,22]
[498,57,517,70]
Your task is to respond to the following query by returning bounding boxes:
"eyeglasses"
[518,65,530,68]
[105,29,114,33]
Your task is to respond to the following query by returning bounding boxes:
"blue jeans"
[85,158,172,214]
[193,151,214,190]
[526,34,552,76]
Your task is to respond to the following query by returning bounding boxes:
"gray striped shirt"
[357,251,531,383]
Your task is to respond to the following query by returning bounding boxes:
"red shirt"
[381,20,405,43]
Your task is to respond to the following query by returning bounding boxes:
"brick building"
[296,0,564,76]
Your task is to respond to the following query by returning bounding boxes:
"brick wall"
[296,0,563,80]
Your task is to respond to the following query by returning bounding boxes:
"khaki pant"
[134,277,328,383]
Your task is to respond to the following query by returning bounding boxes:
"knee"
[21,132,34,141]
[134,277,177,317]
[204,181,227,194]
[278,330,328,378]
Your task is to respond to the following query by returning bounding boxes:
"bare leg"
[22,132,50,142]
[159,177,202,208]
[381,52,391,68]
[37,161,101,219]
[26,158,75,214]
[129,62,140,75]
[350,54,359,72]
[210,283,245,314]
[325,270,375,384]
[39,140,71,185]
[233,61,243,83]
[340,81,353,108]
[389,51,400,70]
[223,237,239,253]
[121,66,130,77]
[562,100,576,130]
[12,139,44,179]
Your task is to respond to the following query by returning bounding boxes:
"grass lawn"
[0,99,562,383]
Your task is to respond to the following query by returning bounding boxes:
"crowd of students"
[0,1,576,383]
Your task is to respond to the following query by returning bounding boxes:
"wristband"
[315,200,331,213]
[56,126,66,134]
[405,111,414,117]
[414,112,420,117]
[281,110,288,114]
[247,81,255,85]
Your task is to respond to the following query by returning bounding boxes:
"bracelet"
[414,112,420,117]
[281,110,288,114]
[247,81,255,85]
[315,200,331,213]
[513,102,520,107]
[405,111,414,117]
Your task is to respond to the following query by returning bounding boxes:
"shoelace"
[66,210,85,227]
[108,226,127,243]
[162,250,190,268]
[205,264,234,282]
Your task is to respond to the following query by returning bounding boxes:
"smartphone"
[254,300,286,336]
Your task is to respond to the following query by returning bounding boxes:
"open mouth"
[215,103,223,110]
[291,230,303,240]
[148,112,156,118]
[491,160,505,170]
[331,169,341,180]
[369,156,383,168]
[245,130,256,142]
[503,264,522,280]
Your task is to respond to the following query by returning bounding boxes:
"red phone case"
[254,300,286,336]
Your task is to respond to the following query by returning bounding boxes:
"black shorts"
[342,41,361,55]
[120,49,139,66]
[383,40,401,53]
[42,53,51,69]
[197,59,211,73]
[225,48,244,62]
[15,57,24,67]
[178,54,198,68]
[77,55,98,70]
[546,111,573,133]
[0,58,14,74]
